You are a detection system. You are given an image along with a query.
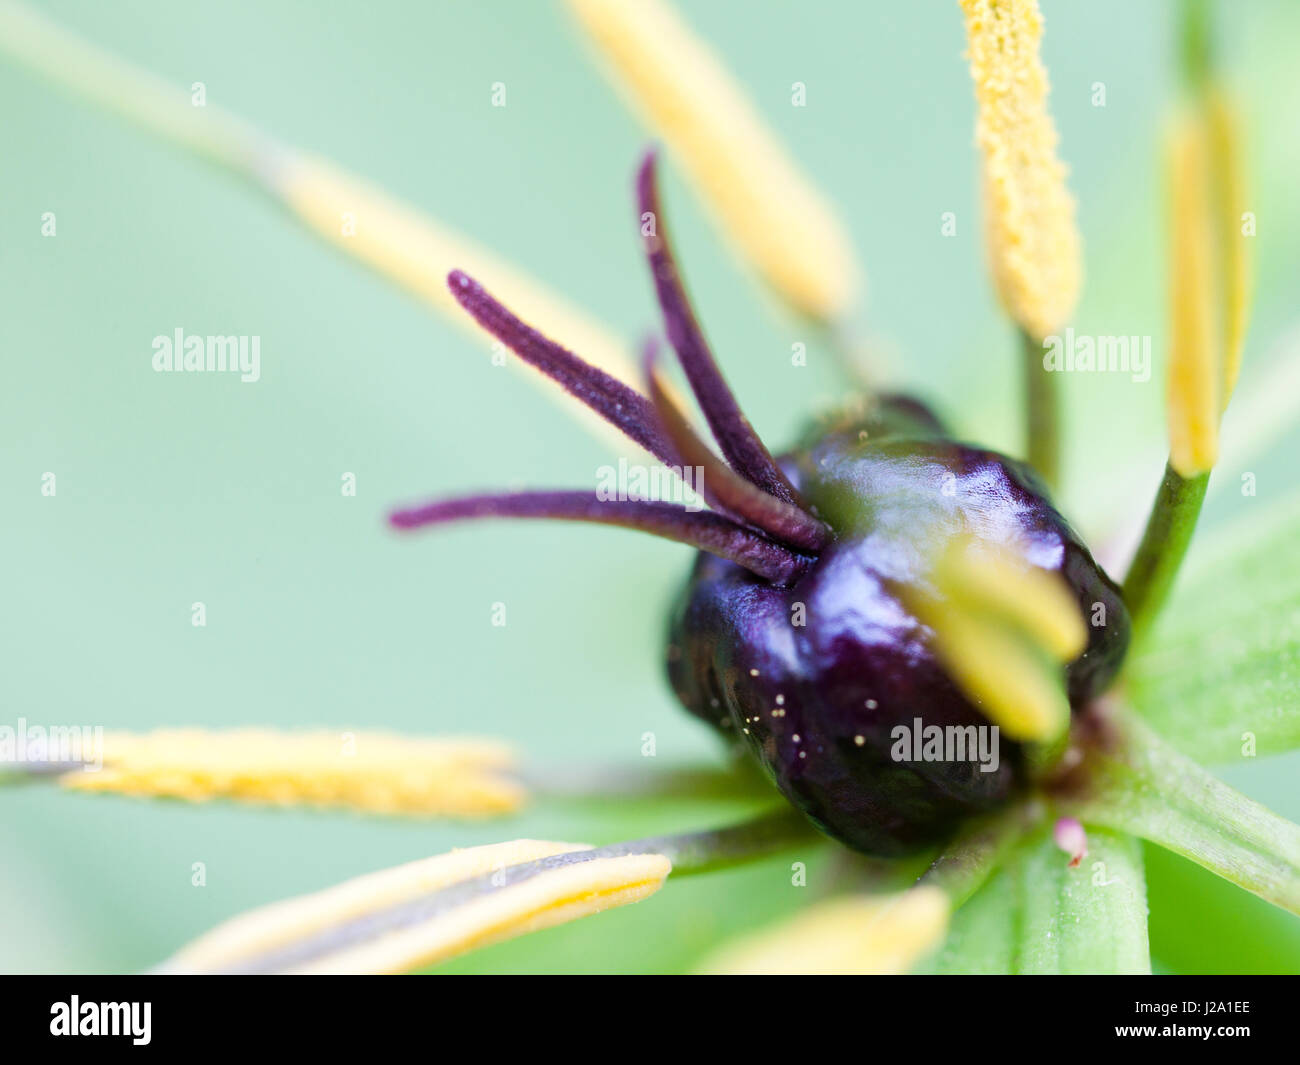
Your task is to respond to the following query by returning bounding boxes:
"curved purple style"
[393,170,831,583]
[642,339,831,553]
[389,490,811,585]
[636,150,802,507]
[446,269,681,467]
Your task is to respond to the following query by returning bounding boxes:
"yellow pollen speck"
[961,0,1081,339]
[854,735,866,747]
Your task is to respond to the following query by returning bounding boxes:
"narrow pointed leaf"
[1125,492,1300,763]
[1146,843,1300,974]
[924,825,1150,974]
[921,862,1017,974]
[1012,826,1150,974]
[1070,715,1300,915]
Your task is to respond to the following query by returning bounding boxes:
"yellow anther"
[61,729,525,817]
[164,838,671,974]
[700,886,950,975]
[934,537,1087,661]
[903,535,1086,742]
[961,0,1081,340]
[1166,111,1220,476]
[1206,92,1251,408]
[566,0,860,322]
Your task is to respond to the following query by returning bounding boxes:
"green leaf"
[1126,491,1300,764]
[1014,826,1151,974]
[925,825,1150,974]
[923,863,1017,974]
[1146,843,1300,974]
[1073,716,1300,915]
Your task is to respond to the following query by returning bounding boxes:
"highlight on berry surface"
[160,839,670,974]
[699,886,950,975]
[59,729,525,817]
[960,0,1081,341]
[565,0,861,322]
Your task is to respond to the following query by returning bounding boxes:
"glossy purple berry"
[667,402,1129,854]
[391,150,1130,858]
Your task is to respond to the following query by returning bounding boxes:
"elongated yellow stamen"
[61,729,524,817]
[1167,112,1220,476]
[566,0,860,322]
[1207,92,1251,409]
[934,537,1087,661]
[903,537,1084,742]
[0,1,640,452]
[268,152,640,395]
[699,886,950,975]
[162,838,671,974]
[914,600,1071,741]
[961,0,1081,340]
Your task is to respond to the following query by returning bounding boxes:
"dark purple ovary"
[666,407,1130,856]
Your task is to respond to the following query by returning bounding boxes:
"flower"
[1,0,1297,975]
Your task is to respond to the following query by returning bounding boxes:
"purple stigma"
[447,270,681,467]
[643,338,832,553]
[389,490,811,585]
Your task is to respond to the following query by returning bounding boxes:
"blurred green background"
[2,0,1298,973]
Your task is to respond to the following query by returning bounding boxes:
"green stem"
[525,761,773,804]
[630,808,817,876]
[919,804,1031,908]
[1064,715,1300,916]
[1022,329,1059,490]
[0,1,280,180]
[1122,462,1209,644]
[1179,0,1213,95]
